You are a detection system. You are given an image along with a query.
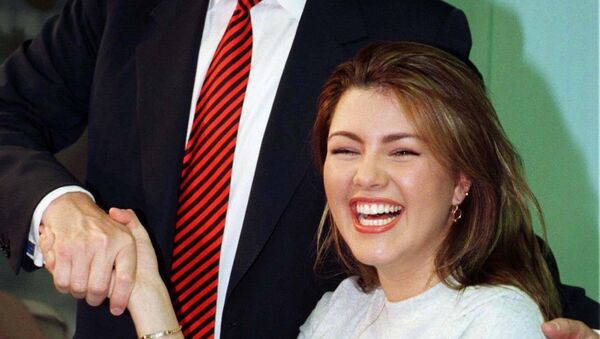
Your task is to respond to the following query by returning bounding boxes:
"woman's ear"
[452,172,471,205]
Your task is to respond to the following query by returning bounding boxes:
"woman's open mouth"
[350,199,403,233]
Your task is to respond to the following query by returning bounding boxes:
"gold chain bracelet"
[140,325,182,339]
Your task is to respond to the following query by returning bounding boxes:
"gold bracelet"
[140,325,182,339]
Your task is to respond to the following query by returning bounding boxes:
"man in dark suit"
[0,0,596,338]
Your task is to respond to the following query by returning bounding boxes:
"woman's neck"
[376,255,440,302]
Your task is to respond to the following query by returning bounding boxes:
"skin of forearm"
[127,278,184,338]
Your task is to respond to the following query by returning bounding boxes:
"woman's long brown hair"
[313,41,561,320]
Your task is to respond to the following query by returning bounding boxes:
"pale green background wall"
[446,0,599,301]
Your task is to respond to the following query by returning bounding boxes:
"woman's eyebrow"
[328,131,361,142]
[382,133,417,143]
[328,131,418,143]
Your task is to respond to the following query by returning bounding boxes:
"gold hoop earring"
[451,205,462,223]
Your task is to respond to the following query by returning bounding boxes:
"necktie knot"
[238,0,260,11]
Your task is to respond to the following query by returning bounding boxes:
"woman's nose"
[352,156,388,189]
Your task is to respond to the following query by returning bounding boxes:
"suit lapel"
[227,0,367,298]
[136,0,210,271]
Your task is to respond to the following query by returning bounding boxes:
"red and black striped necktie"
[170,0,260,337]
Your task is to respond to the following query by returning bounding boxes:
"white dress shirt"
[28,0,306,337]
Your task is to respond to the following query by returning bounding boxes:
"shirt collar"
[211,0,306,20]
[275,0,306,20]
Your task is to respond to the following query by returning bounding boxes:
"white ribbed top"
[299,276,545,339]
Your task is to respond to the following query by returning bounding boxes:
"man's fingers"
[108,244,136,316]
[107,270,116,298]
[39,229,56,271]
[52,245,72,294]
[70,250,92,299]
[86,253,115,306]
[44,250,56,273]
[38,225,54,273]
[39,235,54,253]
[542,320,562,338]
[39,225,54,252]
[542,318,598,339]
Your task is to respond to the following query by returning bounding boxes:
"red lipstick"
[349,198,402,234]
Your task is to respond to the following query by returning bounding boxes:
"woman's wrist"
[128,278,182,338]
[129,277,169,309]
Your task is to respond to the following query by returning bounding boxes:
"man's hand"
[38,192,136,316]
[542,318,599,339]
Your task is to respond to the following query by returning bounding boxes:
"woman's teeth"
[356,203,401,214]
[358,215,397,226]
[355,203,402,226]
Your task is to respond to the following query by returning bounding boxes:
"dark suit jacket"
[0,0,528,337]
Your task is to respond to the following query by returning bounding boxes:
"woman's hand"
[108,208,161,292]
[108,208,182,338]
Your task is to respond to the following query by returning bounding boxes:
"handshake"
[39,192,180,337]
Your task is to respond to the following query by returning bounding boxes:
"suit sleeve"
[0,0,104,272]
[542,239,600,328]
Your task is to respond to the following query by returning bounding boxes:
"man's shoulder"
[358,0,460,16]
[75,0,165,20]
